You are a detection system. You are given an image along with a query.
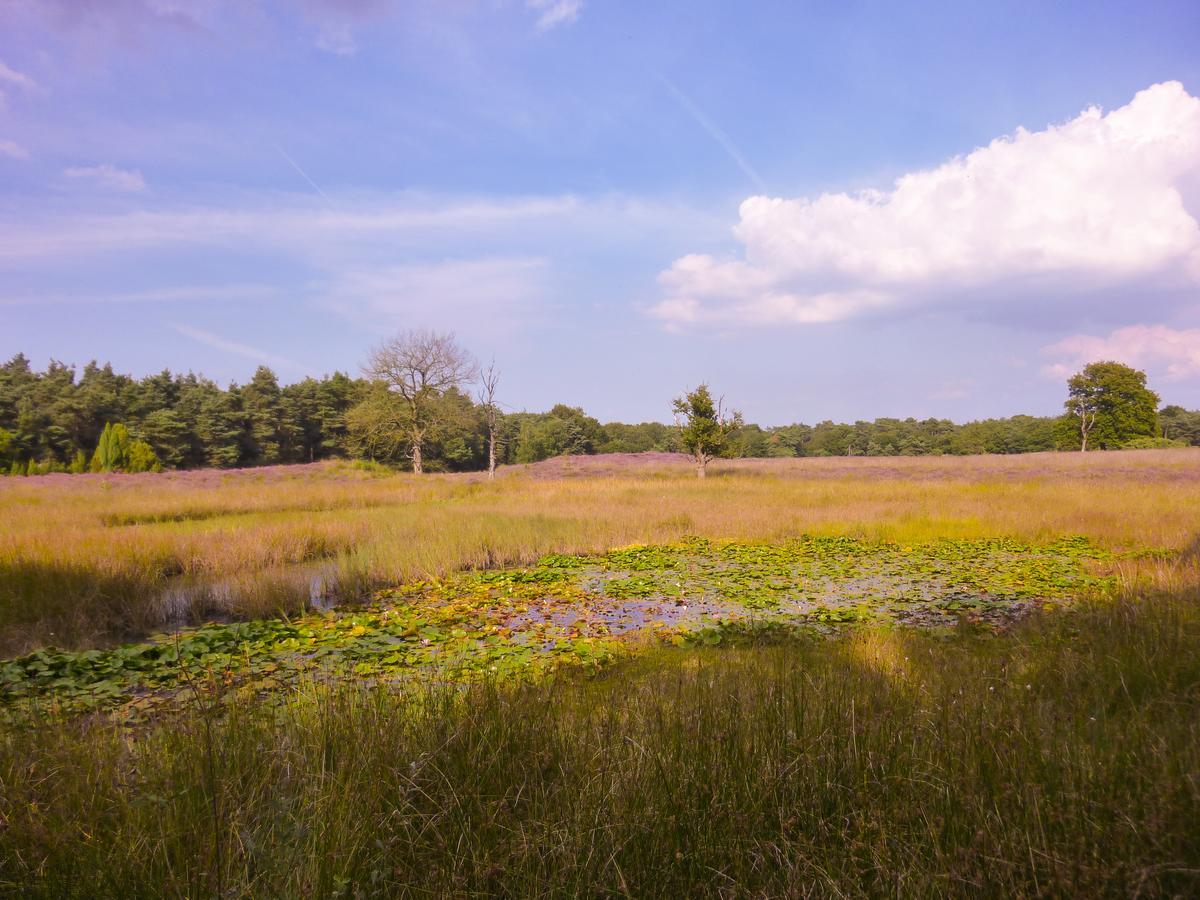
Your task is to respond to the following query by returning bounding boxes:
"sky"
[1,0,1199,425]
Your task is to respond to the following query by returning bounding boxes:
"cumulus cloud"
[652,81,1200,327]
[0,139,31,161]
[63,163,147,191]
[527,0,583,32]
[1042,324,1200,381]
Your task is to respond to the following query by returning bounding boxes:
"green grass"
[2,587,1198,897]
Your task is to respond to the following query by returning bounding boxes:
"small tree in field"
[1064,361,1159,451]
[672,384,743,478]
[362,330,476,473]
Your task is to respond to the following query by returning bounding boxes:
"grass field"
[1,449,1198,896]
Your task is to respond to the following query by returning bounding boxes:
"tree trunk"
[487,427,496,480]
[696,455,707,478]
[411,439,423,474]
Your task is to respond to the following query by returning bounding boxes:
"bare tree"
[363,330,476,473]
[476,360,502,480]
[1071,397,1099,452]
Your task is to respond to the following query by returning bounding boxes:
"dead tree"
[477,360,502,480]
[363,330,476,473]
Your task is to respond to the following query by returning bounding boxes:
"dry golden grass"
[2,449,1198,653]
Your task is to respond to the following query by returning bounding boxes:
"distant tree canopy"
[0,353,366,476]
[1,352,1196,477]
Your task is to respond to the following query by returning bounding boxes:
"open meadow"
[2,449,1199,896]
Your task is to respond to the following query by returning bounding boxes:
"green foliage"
[596,421,676,454]
[512,405,605,463]
[1120,436,1187,449]
[90,422,132,472]
[1160,404,1200,445]
[672,384,743,474]
[68,449,88,474]
[127,439,162,473]
[1064,361,1160,450]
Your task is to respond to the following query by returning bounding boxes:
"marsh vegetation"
[1,449,1198,896]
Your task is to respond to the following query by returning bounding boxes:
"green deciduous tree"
[1064,361,1160,451]
[672,384,743,478]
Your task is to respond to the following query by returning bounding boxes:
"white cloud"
[63,163,147,192]
[1042,324,1200,381]
[652,81,1200,327]
[172,324,303,373]
[527,0,583,32]
[0,139,31,161]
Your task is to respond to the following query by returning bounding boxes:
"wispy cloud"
[527,0,583,32]
[314,22,357,56]
[0,58,39,109]
[659,76,766,192]
[172,324,303,373]
[0,59,38,92]
[0,193,583,262]
[0,283,280,307]
[64,163,147,191]
[275,145,337,210]
[321,257,550,336]
[0,139,31,161]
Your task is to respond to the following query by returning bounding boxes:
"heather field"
[2,450,1199,897]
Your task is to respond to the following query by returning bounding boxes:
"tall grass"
[3,585,1197,897]
[3,450,1199,653]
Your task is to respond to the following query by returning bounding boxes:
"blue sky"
[2,0,1199,424]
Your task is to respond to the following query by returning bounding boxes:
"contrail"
[658,75,767,192]
[275,144,337,210]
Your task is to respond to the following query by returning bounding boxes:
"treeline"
[1,353,1197,476]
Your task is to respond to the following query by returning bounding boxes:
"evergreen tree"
[94,422,135,472]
